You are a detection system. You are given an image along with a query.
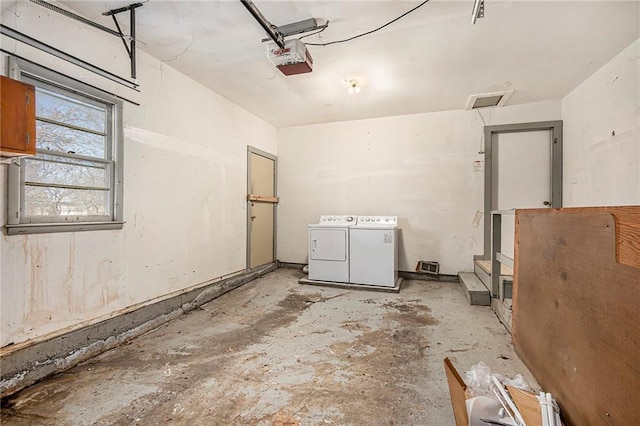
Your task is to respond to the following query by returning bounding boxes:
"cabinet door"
[1,75,36,156]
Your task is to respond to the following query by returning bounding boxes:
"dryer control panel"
[318,215,356,224]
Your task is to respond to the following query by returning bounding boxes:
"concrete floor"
[1,268,536,425]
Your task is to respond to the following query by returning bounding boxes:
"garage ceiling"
[46,1,640,127]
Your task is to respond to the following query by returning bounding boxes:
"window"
[6,60,123,235]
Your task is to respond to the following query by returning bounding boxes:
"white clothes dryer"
[349,216,398,287]
[308,215,356,283]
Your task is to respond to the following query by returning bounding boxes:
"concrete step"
[474,259,513,276]
[458,272,491,306]
[473,260,513,299]
[473,262,491,289]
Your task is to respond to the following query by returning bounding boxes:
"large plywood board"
[513,206,640,426]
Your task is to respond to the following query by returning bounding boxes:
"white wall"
[0,1,276,347]
[277,101,560,275]
[562,38,640,206]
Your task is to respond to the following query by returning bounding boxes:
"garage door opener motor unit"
[267,39,313,75]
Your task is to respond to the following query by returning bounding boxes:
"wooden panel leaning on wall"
[513,206,640,426]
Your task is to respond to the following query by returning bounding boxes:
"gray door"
[483,121,563,260]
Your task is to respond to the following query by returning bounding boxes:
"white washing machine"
[308,215,356,283]
[349,216,398,287]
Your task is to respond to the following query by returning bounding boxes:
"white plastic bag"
[464,362,531,398]
[464,361,494,397]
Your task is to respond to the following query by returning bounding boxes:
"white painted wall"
[0,1,276,347]
[562,38,640,206]
[277,101,561,275]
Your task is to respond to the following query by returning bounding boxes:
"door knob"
[543,201,550,206]
[251,216,256,220]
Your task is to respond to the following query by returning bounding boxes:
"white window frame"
[5,58,124,235]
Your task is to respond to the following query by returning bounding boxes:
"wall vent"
[465,90,514,110]
[416,261,440,276]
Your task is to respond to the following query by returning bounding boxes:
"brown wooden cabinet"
[1,75,36,157]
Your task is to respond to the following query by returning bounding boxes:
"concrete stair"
[458,272,491,306]
[473,259,514,299]
[473,261,491,289]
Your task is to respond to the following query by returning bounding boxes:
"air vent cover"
[466,90,514,110]
[416,260,439,276]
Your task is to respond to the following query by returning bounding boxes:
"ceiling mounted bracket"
[260,18,328,43]
[26,0,142,85]
[0,24,138,90]
[28,0,121,37]
[103,3,144,81]
[471,0,485,24]
[239,0,285,49]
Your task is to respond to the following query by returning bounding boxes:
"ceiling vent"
[465,90,514,110]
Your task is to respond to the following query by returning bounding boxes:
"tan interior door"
[248,151,277,268]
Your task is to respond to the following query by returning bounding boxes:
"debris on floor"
[444,357,562,426]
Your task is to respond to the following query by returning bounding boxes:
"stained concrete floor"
[1,268,536,425]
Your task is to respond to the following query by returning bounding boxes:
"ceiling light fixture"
[347,79,361,94]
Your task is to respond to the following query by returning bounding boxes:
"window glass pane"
[36,87,107,133]
[36,121,106,158]
[24,157,108,188]
[24,186,109,217]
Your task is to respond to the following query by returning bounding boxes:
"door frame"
[246,146,278,269]
[481,121,563,260]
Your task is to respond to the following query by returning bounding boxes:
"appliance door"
[309,228,347,261]
[350,228,397,287]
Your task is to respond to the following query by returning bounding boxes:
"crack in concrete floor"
[1,269,536,425]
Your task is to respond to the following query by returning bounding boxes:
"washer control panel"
[319,215,356,224]
[355,216,397,226]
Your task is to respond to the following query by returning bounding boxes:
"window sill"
[5,221,124,235]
